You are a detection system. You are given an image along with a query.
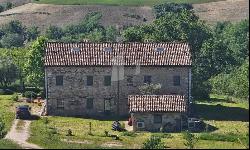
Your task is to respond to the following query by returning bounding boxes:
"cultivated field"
[0,0,248,32]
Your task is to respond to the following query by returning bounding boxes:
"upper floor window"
[56,75,63,86]
[104,76,111,86]
[173,75,181,86]
[127,76,133,86]
[86,98,93,109]
[144,75,152,84]
[87,76,93,86]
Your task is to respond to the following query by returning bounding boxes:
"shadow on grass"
[19,115,40,121]
[193,103,249,121]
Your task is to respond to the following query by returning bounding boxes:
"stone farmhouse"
[44,42,192,122]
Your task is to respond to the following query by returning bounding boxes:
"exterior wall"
[45,66,190,117]
[131,112,182,132]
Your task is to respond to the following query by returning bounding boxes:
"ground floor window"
[104,98,111,113]
[154,114,162,124]
[57,99,64,109]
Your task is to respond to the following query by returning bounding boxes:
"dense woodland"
[0,3,249,100]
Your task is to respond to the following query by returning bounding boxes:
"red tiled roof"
[128,95,187,113]
[45,42,191,66]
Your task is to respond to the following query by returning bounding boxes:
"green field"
[0,95,21,149]
[34,0,226,6]
[28,94,249,149]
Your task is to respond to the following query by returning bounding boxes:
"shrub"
[198,133,241,142]
[23,91,37,99]
[142,135,166,149]
[122,131,136,137]
[182,130,197,149]
[11,93,18,102]
[0,117,6,138]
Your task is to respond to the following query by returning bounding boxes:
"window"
[57,99,64,109]
[87,76,93,86]
[173,76,181,86]
[155,47,165,52]
[56,75,63,86]
[104,76,111,86]
[86,98,93,109]
[137,122,145,128]
[127,76,133,86]
[144,75,152,84]
[104,98,111,113]
[154,114,162,124]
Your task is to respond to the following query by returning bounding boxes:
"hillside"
[0,0,248,32]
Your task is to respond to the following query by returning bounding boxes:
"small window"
[71,47,80,52]
[137,122,145,128]
[87,76,93,86]
[173,76,181,86]
[155,47,165,52]
[127,76,133,86]
[104,76,111,86]
[57,99,64,109]
[56,75,63,86]
[86,98,93,109]
[144,75,152,84]
[104,47,112,52]
[154,114,162,124]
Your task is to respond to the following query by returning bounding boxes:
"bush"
[142,135,166,149]
[0,89,14,95]
[182,130,197,149]
[0,117,6,138]
[198,133,241,142]
[23,91,37,99]
[11,93,18,102]
[122,131,136,137]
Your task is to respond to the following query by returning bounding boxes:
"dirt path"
[5,119,42,149]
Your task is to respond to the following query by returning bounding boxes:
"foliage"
[0,5,4,13]
[142,135,166,149]
[24,36,48,87]
[0,116,6,138]
[45,25,64,40]
[26,26,40,41]
[198,132,244,142]
[153,3,193,18]
[122,131,136,137]
[139,83,162,95]
[11,93,18,102]
[182,130,197,149]
[209,58,249,99]
[0,33,24,48]
[23,91,38,99]
[5,2,13,10]
[105,26,118,42]
[0,50,18,87]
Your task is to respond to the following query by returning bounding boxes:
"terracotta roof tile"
[128,95,187,113]
[45,42,191,66]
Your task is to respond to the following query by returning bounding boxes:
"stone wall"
[45,66,190,117]
[131,112,182,132]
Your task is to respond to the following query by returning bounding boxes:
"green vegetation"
[35,0,225,6]
[142,135,166,149]
[0,139,22,149]
[28,95,248,149]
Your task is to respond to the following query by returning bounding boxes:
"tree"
[105,26,118,42]
[142,135,166,149]
[0,5,4,13]
[0,49,18,87]
[45,25,63,40]
[26,26,40,41]
[24,36,48,87]
[87,29,105,42]
[5,2,13,10]
[0,33,24,48]
[122,26,144,42]
[2,20,25,35]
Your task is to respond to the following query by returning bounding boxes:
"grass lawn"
[0,95,22,149]
[34,0,226,6]
[28,94,249,149]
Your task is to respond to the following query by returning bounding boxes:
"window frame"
[127,75,133,86]
[56,75,63,86]
[57,99,64,109]
[104,75,111,86]
[86,98,94,109]
[153,114,162,124]
[86,75,94,86]
[144,75,152,84]
[173,75,181,86]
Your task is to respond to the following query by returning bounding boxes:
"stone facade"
[45,66,191,117]
[131,112,183,132]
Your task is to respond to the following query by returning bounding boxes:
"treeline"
[0,2,13,13]
[0,3,248,100]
